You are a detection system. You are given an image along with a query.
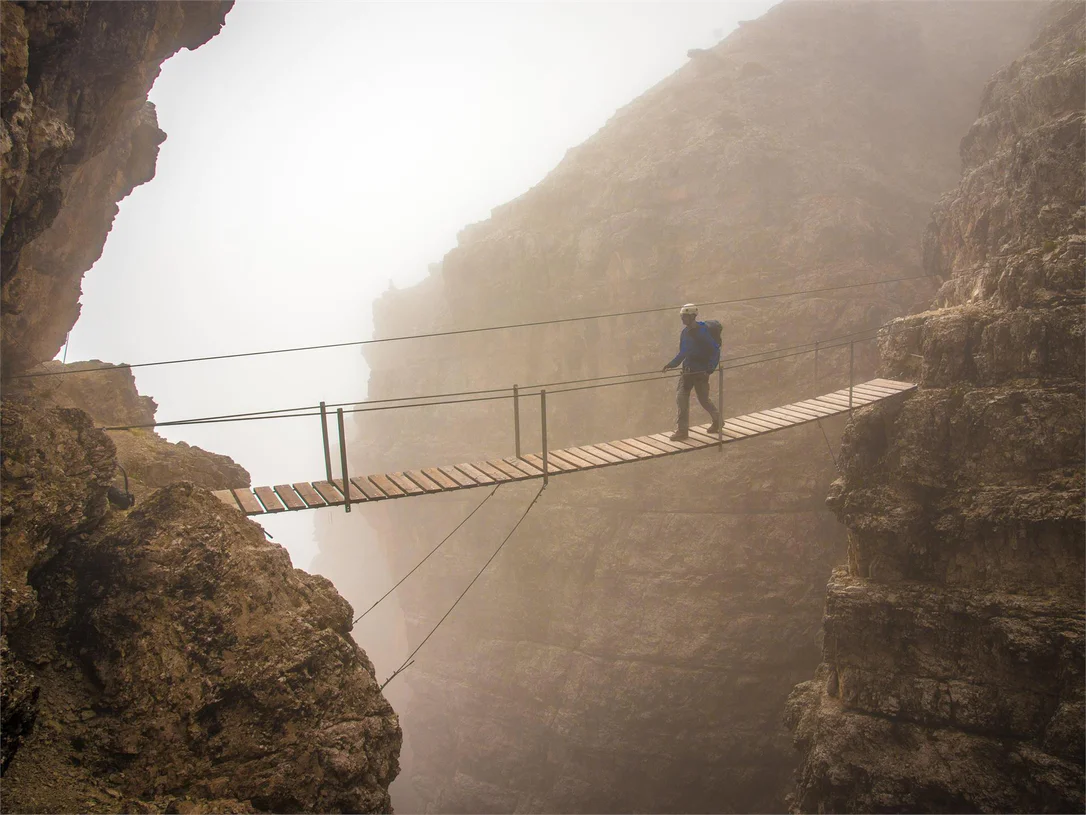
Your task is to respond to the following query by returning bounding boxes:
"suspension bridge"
[210,377,916,517]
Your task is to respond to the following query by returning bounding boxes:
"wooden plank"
[731,414,778,433]
[648,432,706,449]
[787,398,838,417]
[726,416,770,435]
[647,434,699,454]
[471,460,512,482]
[488,459,531,480]
[273,485,307,511]
[747,410,795,429]
[572,444,621,464]
[387,472,424,495]
[293,482,328,508]
[351,476,387,500]
[811,393,857,410]
[743,411,791,430]
[563,446,610,466]
[761,406,819,425]
[254,486,287,513]
[212,490,240,510]
[618,437,666,457]
[369,473,407,497]
[332,478,369,502]
[441,465,483,486]
[635,435,683,454]
[593,441,637,461]
[232,488,265,515]
[548,449,594,470]
[404,470,446,493]
[531,451,578,472]
[687,427,724,445]
[721,419,759,437]
[794,398,845,417]
[313,481,346,505]
[604,440,653,460]
[422,467,460,490]
[852,383,900,399]
[685,425,737,443]
[825,388,878,405]
[504,457,546,476]
[770,402,828,420]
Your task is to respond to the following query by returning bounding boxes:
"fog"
[69,0,775,568]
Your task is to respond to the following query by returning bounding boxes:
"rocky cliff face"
[8,361,250,500]
[1,0,231,378]
[788,4,1085,811]
[312,3,1043,811]
[1,401,401,813]
[1,4,403,810]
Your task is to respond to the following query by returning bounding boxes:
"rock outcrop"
[312,3,1043,811]
[788,4,1085,811]
[1,0,232,378]
[1,3,403,811]
[1,402,402,812]
[8,360,250,500]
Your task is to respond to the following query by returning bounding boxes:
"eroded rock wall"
[1,0,232,378]
[312,3,1043,811]
[8,360,250,500]
[1,401,401,812]
[788,4,1085,811]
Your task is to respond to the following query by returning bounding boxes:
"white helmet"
[679,303,698,316]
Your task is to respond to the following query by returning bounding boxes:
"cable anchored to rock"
[17,274,932,380]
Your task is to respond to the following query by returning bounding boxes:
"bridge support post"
[540,389,548,486]
[513,384,521,459]
[717,366,724,452]
[320,401,333,482]
[337,407,351,513]
[848,341,855,413]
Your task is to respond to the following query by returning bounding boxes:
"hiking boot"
[669,430,689,441]
[706,422,722,434]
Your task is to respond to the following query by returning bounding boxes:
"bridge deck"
[213,378,915,516]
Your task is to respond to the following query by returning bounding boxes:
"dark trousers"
[676,371,720,431]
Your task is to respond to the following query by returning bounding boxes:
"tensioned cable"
[19,274,932,380]
[379,482,547,691]
[99,322,888,431]
[352,484,501,625]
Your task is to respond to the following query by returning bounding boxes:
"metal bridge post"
[513,384,521,459]
[717,365,724,452]
[848,341,855,413]
[320,401,333,483]
[337,407,351,513]
[540,389,549,486]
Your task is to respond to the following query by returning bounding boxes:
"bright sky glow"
[71,0,776,567]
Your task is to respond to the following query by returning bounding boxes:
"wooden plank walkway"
[213,378,915,517]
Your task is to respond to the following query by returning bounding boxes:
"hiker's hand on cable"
[661,364,671,372]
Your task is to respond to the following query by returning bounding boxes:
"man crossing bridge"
[661,303,722,441]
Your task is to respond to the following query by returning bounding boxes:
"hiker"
[661,303,721,440]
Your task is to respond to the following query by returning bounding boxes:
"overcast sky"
[70,0,775,567]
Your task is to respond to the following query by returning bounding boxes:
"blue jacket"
[667,321,720,373]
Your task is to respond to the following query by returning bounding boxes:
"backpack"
[703,319,722,347]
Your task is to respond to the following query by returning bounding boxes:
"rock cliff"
[1,0,230,378]
[788,4,1085,811]
[312,3,1043,811]
[1,3,403,811]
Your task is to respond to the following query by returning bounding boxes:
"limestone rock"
[789,3,1085,811]
[1,0,233,378]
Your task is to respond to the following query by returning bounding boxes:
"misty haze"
[2,1,1083,814]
